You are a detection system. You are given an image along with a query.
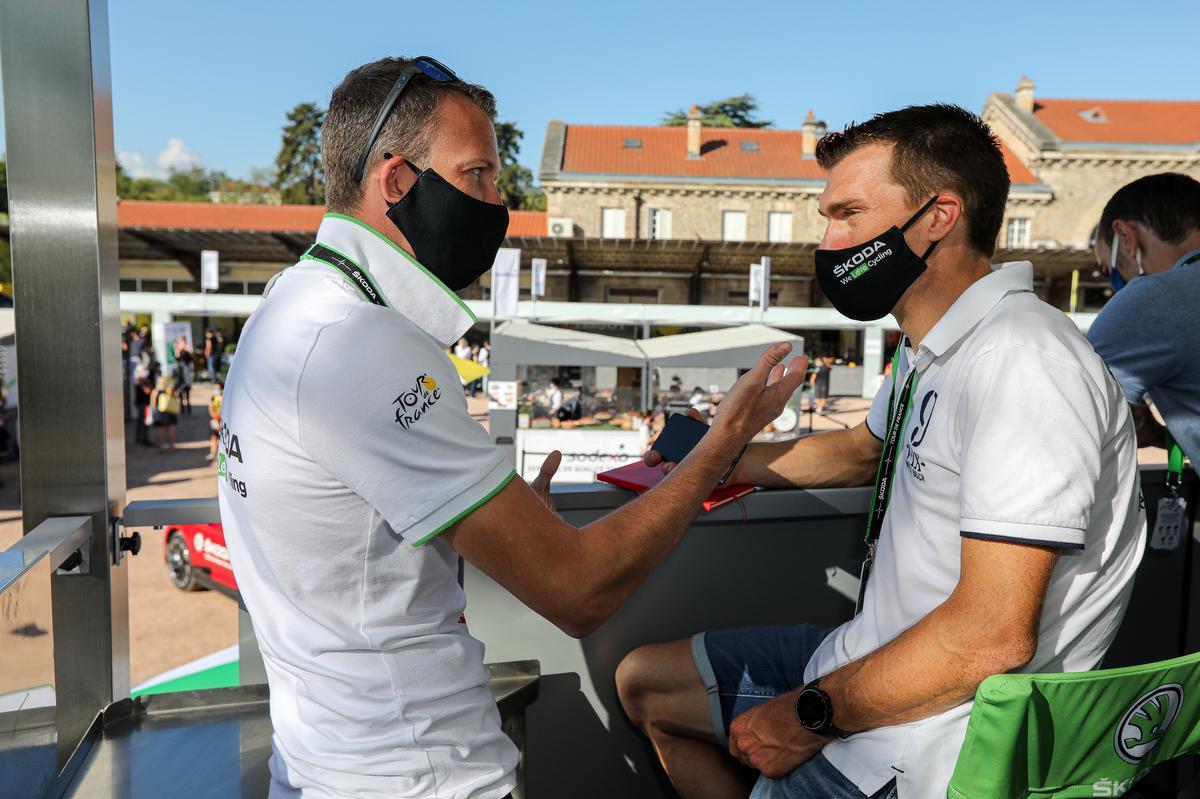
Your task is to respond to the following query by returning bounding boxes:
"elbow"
[551,591,615,639]
[977,630,1038,678]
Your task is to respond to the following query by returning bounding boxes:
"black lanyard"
[856,341,920,613]
[303,243,387,307]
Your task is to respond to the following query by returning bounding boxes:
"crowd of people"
[122,324,227,456]
[450,336,491,396]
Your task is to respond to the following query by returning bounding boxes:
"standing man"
[1089,172,1200,469]
[809,355,832,415]
[616,105,1145,799]
[203,329,216,381]
[217,56,805,799]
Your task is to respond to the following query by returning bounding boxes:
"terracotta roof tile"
[560,125,826,180]
[117,199,545,238]
[559,124,1041,188]
[1032,99,1200,144]
[1000,143,1039,186]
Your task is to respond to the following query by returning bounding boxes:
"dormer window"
[740,140,760,152]
[623,138,642,148]
[1078,107,1108,123]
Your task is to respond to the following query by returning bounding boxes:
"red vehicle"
[163,523,239,598]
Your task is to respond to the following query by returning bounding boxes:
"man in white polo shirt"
[617,104,1146,799]
[216,56,806,799]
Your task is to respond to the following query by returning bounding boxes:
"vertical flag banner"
[491,248,521,319]
[201,250,220,292]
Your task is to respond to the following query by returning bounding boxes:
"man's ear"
[376,155,417,206]
[1111,219,1143,260]
[927,194,964,243]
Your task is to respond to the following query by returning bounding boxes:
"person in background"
[134,364,153,447]
[207,380,223,463]
[548,376,564,417]
[476,339,490,396]
[1088,172,1200,470]
[204,329,217,381]
[468,343,481,396]
[150,375,179,453]
[810,355,833,414]
[174,335,194,415]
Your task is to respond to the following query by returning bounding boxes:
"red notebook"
[597,461,757,512]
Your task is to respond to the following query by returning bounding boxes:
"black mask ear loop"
[382,154,423,210]
[900,195,941,259]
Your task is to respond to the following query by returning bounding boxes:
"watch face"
[795,688,830,730]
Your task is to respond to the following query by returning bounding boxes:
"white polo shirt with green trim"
[217,213,517,799]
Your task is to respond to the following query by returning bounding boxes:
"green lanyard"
[857,340,920,612]
[1166,431,1185,497]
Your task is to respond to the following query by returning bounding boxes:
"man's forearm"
[736,426,879,488]
[818,592,1037,733]
[572,432,745,625]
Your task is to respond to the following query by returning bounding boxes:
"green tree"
[274,102,325,205]
[663,94,772,128]
[493,121,545,211]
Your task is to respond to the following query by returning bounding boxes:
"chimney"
[801,109,820,157]
[1015,75,1036,113]
[686,104,702,160]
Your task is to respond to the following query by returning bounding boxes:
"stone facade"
[547,181,825,243]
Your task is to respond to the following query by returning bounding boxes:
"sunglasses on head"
[351,56,459,185]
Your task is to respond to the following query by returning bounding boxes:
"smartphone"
[652,413,712,465]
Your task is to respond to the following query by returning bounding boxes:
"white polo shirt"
[217,213,518,799]
[804,261,1146,797]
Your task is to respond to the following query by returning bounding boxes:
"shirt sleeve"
[957,345,1105,550]
[1086,281,1180,404]
[297,310,515,547]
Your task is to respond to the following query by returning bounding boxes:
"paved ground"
[0,384,1166,686]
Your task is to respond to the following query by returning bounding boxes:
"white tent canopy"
[637,324,802,369]
[491,321,645,368]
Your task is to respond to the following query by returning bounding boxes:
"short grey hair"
[323,56,497,212]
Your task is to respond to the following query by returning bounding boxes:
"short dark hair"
[323,57,497,212]
[816,104,1010,257]
[1096,173,1200,248]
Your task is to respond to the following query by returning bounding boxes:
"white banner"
[491,247,521,319]
[200,250,220,291]
[749,262,763,305]
[759,256,772,312]
[162,321,193,366]
[531,257,547,298]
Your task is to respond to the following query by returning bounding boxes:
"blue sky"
[4,0,1199,181]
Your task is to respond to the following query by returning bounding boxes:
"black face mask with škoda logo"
[814,196,940,322]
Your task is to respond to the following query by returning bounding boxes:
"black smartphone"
[652,413,711,465]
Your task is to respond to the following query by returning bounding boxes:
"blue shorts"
[691,624,898,799]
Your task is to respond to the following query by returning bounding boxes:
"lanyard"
[302,243,387,307]
[856,340,920,613]
[1166,430,1185,497]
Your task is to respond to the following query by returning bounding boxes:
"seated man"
[1088,173,1200,468]
[615,104,1146,799]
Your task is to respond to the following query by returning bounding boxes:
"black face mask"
[814,196,940,322]
[385,160,510,291]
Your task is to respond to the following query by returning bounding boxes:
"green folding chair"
[949,651,1200,798]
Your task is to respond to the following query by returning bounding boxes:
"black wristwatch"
[794,678,849,739]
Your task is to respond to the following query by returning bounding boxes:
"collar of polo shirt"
[311,213,478,347]
[907,261,1034,370]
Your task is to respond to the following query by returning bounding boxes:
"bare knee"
[616,638,707,737]
[616,644,660,726]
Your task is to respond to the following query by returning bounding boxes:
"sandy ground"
[0,384,1166,686]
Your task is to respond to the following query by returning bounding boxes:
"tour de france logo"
[1114,683,1183,764]
[394,374,441,430]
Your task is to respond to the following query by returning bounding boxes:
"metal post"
[0,0,129,764]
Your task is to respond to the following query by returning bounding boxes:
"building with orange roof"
[982,77,1200,249]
